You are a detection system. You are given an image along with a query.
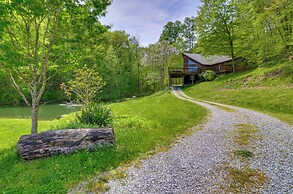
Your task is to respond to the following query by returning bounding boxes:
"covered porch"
[168,67,200,86]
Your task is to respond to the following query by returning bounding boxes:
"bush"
[198,72,205,82]
[203,70,217,81]
[76,103,113,127]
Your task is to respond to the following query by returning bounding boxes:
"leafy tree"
[196,0,237,72]
[129,36,142,94]
[142,41,179,91]
[61,66,105,108]
[100,31,140,100]
[182,17,197,52]
[159,21,183,45]
[0,0,111,134]
[159,17,197,52]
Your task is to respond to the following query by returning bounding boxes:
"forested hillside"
[0,0,292,106]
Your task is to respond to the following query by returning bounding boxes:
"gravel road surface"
[74,87,293,194]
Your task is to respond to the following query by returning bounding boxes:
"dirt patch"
[261,69,283,79]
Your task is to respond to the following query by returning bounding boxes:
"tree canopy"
[0,0,111,133]
[196,0,293,64]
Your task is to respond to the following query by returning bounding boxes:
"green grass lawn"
[0,92,206,193]
[183,62,293,125]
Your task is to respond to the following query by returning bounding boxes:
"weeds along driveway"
[80,87,293,193]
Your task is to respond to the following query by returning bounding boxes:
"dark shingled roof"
[183,53,232,66]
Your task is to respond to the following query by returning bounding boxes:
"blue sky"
[100,0,202,46]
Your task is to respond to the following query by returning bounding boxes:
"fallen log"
[17,128,115,160]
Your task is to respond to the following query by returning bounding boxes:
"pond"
[0,104,80,120]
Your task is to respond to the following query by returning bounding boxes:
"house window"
[187,66,198,72]
[188,59,195,65]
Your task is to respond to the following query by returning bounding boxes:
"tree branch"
[9,74,31,106]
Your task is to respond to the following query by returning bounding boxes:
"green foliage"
[0,72,23,105]
[0,92,207,193]
[196,0,237,61]
[159,17,197,52]
[197,70,217,82]
[98,31,141,101]
[203,70,217,81]
[196,0,293,64]
[159,21,183,45]
[234,0,293,63]
[62,66,106,108]
[0,0,112,133]
[76,103,112,127]
[198,72,205,82]
[56,122,99,130]
[142,42,180,92]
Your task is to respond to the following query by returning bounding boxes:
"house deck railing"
[168,67,199,73]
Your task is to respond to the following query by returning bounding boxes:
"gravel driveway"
[94,87,292,193]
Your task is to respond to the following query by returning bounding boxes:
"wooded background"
[0,0,292,106]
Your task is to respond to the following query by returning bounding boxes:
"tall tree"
[159,21,183,45]
[182,17,197,52]
[0,0,111,134]
[142,42,179,91]
[99,30,140,100]
[196,0,237,72]
[159,17,197,52]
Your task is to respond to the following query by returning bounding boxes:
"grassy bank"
[0,92,206,193]
[184,62,293,124]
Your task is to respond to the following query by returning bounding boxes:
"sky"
[100,0,202,47]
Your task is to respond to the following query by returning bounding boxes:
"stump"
[17,128,115,160]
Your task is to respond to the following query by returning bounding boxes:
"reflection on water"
[0,104,80,120]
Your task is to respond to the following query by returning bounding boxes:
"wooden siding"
[169,54,246,86]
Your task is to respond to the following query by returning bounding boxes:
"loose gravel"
[75,87,293,194]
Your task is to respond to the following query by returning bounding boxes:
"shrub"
[76,103,113,127]
[203,70,217,81]
[198,72,205,82]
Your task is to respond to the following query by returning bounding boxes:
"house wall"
[183,55,204,72]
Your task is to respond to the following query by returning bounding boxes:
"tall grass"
[0,92,206,193]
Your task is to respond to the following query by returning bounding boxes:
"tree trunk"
[229,39,235,73]
[225,24,236,73]
[137,62,140,95]
[31,101,39,134]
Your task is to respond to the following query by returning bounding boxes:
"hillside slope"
[184,61,293,124]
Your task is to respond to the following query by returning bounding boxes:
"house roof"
[183,53,232,66]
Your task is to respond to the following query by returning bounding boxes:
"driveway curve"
[104,87,292,194]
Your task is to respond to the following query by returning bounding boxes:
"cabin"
[169,53,244,85]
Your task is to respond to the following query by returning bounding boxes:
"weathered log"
[17,128,115,160]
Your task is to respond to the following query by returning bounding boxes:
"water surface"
[0,104,80,120]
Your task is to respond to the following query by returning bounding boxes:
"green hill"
[183,61,293,125]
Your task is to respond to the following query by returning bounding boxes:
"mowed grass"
[0,92,206,193]
[184,62,293,124]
